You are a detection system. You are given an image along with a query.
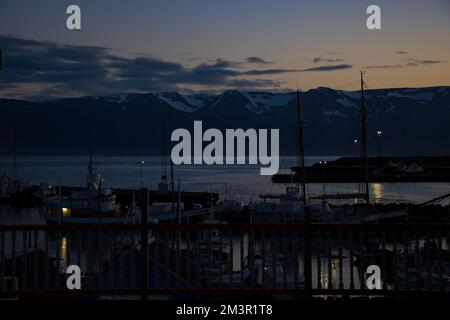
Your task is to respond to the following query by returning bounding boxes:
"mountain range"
[1,86,450,156]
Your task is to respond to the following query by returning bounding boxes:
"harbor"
[1,0,450,308]
[1,73,450,300]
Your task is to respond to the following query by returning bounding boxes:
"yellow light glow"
[61,237,68,270]
[372,183,383,201]
[61,207,71,216]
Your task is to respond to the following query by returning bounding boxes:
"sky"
[0,0,449,99]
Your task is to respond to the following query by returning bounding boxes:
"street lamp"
[376,130,383,155]
[139,160,145,188]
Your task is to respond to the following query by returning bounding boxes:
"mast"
[12,121,17,181]
[296,87,307,206]
[360,71,370,209]
[161,116,167,184]
[158,116,169,194]
[171,159,175,212]
[88,144,93,176]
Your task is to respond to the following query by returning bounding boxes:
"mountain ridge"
[1,86,449,156]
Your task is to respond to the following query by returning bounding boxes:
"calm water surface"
[1,155,448,204]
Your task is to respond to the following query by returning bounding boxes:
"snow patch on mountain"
[242,92,295,113]
[155,92,196,112]
[336,97,354,107]
[209,91,234,109]
[335,91,357,108]
[387,91,434,101]
[183,94,210,109]
[340,91,360,100]
[104,94,131,105]
[323,110,347,118]
[245,92,295,108]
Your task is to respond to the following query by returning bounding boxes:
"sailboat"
[311,71,411,223]
[250,86,334,223]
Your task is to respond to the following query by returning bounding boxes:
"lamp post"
[376,130,382,156]
[139,160,145,189]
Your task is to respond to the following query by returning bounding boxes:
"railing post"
[141,188,149,300]
[303,206,312,298]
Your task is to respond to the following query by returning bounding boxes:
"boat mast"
[296,86,307,206]
[161,116,167,184]
[12,121,17,181]
[88,144,93,177]
[360,71,370,209]
[158,116,169,194]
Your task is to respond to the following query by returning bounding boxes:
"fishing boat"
[45,151,138,224]
[252,185,334,223]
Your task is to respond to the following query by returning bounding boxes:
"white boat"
[251,185,335,223]
[45,152,138,224]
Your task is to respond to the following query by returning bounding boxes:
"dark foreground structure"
[1,190,450,300]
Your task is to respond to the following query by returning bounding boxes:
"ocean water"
[1,155,449,204]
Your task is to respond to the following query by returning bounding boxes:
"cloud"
[300,64,353,72]
[227,78,282,88]
[312,57,346,63]
[242,68,298,75]
[366,64,404,69]
[245,56,272,64]
[405,58,446,66]
[0,36,115,96]
[0,35,289,99]
[365,58,445,69]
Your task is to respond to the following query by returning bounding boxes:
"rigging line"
[362,91,414,154]
[342,113,363,155]
[334,79,360,90]
[365,98,422,154]
[262,135,296,195]
[389,117,422,155]
[262,87,304,195]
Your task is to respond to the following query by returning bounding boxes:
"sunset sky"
[0,0,449,99]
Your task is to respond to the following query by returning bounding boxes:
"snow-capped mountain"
[0,86,449,155]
